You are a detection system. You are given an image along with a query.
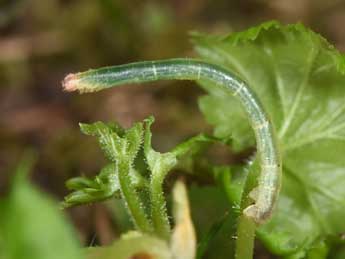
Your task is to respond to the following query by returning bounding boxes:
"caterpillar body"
[63,59,282,224]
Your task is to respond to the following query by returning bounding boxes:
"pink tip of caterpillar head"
[62,73,79,92]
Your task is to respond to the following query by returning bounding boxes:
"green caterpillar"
[63,58,281,224]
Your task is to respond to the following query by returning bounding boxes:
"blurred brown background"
[1,0,345,253]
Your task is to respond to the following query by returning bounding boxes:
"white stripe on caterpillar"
[233,82,244,96]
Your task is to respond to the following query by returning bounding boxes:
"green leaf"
[144,116,177,179]
[143,116,177,239]
[78,120,153,233]
[86,231,171,259]
[171,133,219,158]
[68,116,219,235]
[64,120,149,208]
[79,121,142,162]
[80,121,125,136]
[193,21,345,255]
[332,246,345,259]
[166,134,220,183]
[0,155,82,259]
[306,240,329,259]
[63,163,148,208]
[63,164,120,207]
[196,211,231,259]
[142,116,220,239]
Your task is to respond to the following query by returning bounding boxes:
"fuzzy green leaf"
[143,116,177,239]
[70,120,153,232]
[193,21,345,255]
[144,116,178,179]
[171,133,219,158]
[63,163,148,208]
[0,155,82,259]
[79,121,142,162]
[62,164,119,207]
[143,116,218,239]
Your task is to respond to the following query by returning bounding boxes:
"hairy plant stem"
[150,172,170,240]
[117,160,152,233]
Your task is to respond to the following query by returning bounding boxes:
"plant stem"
[117,160,152,233]
[150,172,170,240]
[235,160,260,259]
[235,215,256,259]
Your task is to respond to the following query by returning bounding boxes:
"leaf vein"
[278,47,319,138]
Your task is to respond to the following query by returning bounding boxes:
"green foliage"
[86,180,196,259]
[79,120,153,233]
[144,116,177,239]
[62,122,148,208]
[144,117,177,178]
[64,116,216,241]
[0,154,82,259]
[62,164,120,207]
[193,21,345,256]
[79,121,141,163]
